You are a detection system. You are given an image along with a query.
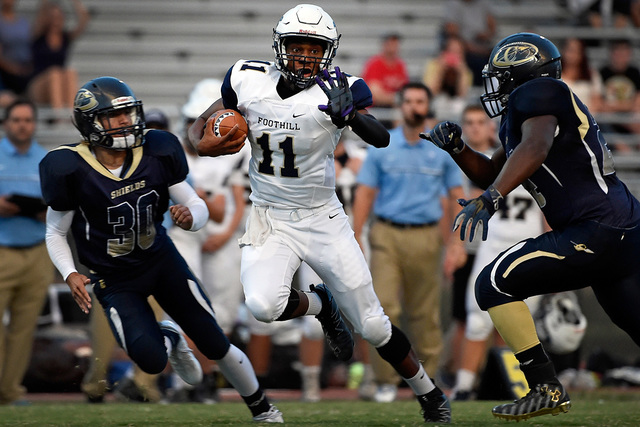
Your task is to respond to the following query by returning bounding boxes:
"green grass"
[0,390,638,426]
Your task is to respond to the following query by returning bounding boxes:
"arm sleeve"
[168,180,208,231]
[45,207,77,281]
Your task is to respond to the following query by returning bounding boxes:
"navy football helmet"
[273,4,340,89]
[73,76,145,149]
[480,32,562,118]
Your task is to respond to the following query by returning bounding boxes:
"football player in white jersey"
[187,4,451,423]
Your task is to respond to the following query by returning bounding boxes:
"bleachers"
[9,0,639,169]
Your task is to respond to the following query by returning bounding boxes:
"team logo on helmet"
[74,88,99,112]
[492,42,539,68]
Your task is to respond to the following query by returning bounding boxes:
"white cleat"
[252,405,284,423]
[159,320,203,386]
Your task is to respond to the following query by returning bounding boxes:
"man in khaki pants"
[0,99,54,405]
[353,83,465,403]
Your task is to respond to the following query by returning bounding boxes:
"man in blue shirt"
[353,82,465,402]
[0,99,53,404]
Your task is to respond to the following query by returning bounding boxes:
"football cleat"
[159,320,203,386]
[310,283,354,361]
[252,405,284,423]
[492,382,571,421]
[417,386,452,423]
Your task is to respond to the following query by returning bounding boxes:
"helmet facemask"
[92,101,145,150]
[480,65,511,118]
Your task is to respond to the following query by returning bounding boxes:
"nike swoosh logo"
[329,213,339,219]
[293,113,305,118]
[520,359,534,366]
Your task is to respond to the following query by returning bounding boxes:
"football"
[207,109,248,140]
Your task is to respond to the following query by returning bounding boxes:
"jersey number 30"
[107,191,158,257]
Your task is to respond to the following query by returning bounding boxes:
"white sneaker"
[252,405,284,423]
[373,384,398,403]
[159,320,203,386]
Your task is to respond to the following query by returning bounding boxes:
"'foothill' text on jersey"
[221,60,372,209]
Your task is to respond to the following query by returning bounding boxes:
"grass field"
[0,389,639,426]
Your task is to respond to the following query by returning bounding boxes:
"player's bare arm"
[491,115,556,197]
[188,98,245,157]
[421,121,503,189]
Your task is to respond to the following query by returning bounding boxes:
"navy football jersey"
[39,130,188,273]
[500,77,640,229]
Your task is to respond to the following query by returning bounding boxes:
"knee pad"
[245,295,279,323]
[301,316,324,340]
[360,314,392,348]
[465,310,493,341]
[475,266,515,311]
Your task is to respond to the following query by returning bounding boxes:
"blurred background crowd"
[1,0,640,405]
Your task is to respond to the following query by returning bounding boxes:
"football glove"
[453,185,504,242]
[420,121,465,155]
[316,67,356,128]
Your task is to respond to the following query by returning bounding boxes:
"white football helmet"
[273,4,340,88]
[181,78,222,120]
[534,292,587,355]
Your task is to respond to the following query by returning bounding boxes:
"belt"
[1,241,45,250]
[376,216,437,229]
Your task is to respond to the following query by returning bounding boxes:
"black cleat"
[417,386,451,423]
[492,382,571,421]
[310,284,354,361]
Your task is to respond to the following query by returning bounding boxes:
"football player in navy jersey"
[423,32,640,421]
[39,77,283,422]
[187,4,451,423]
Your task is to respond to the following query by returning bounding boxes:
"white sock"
[455,369,476,392]
[403,364,435,396]
[305,291,323,316]
[216,344,260,396]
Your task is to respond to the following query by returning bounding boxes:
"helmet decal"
[74,89,99,112]
[492,42,539,68]
[112,96,136,107]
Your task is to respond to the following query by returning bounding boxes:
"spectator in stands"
[361,33,409,128]
[27,0,90,111]
[560,37,602,111]
[442,0,496,87]
[0,98,54,405]
[423,35,473,122]
[352,82,465,403]
[598,39,640,152]
[587,0,640,28]
[0,0,33,96]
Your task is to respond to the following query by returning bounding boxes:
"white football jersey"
[224,60,366,209]
[485,184,545,243]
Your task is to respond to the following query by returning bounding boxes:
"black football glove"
[453,185,504,242]
[420,121,465,154]
[316,67,356,128]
